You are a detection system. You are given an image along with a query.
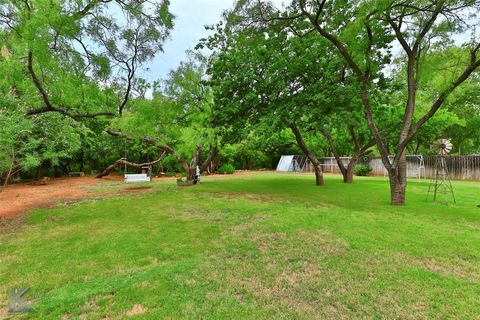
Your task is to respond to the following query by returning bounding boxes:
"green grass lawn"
[1,172,480,319]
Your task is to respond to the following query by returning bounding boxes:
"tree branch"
[396,52,480,155]
[26,51,115,120]
[319,127,347,174]
[104,129,175,154]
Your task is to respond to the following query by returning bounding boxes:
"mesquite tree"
[0,0,174,181]
[204,19,331,185]
[205,9,391,185]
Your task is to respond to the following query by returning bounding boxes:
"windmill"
[426,139,456,205]
[432,139,453,156]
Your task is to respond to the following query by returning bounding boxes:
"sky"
[141,0,287,83]
[141,0,236,82]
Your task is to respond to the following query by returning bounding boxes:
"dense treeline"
[1,0,479,205]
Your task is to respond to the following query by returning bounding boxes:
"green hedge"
[354,165,372,176]
[218,164,235,174]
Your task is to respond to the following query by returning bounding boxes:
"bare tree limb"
[26,51,115,120]
[104,129,175,153]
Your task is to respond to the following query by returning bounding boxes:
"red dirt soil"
[0,176,103,219]
[0,171,266,219]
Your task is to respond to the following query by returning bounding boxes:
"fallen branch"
[96,157,163,179]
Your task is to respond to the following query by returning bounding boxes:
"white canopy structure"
[276,155,294,171]
[276,155,309,172]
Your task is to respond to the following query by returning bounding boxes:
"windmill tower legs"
[427,156,456,205]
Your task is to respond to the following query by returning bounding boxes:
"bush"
[218,164,235,174]
[354,165,372,176]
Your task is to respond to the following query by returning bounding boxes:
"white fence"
[279,155,480,181]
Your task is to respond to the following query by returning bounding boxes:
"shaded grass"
[1,172,480,319]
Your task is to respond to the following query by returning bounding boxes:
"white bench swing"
[124,173,150,183]
[123,141,151,183]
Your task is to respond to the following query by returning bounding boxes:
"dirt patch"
[205,229,351,318]
[126,304,148,316]
[390,252,480,282]
[0,176,168,221]
[124,186,153,192]
[0,214,26,234]
[422,257,480,281]
[0,176,102,219]
[210,192,276,203]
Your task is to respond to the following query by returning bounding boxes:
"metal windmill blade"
[433,139,453,155]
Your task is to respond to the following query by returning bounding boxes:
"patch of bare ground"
[125,304,148,316]
[204,230,359,318]
[209,192,277,203]
[0,176,101,219]
[0,306,8,319]
[0,214,26,234]
[422,257,480,280]
[0,176,160,230]
[82,296,100,314]
[209,191,334,209]
[124,186,153,192]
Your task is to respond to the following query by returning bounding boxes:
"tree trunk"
[344,158,358,184]
[320,129,346,177]
[180,144,203,180]
[344,148,366,184]
[413,140,420,155]
[88,153,94,175]
[183,165,194,180]
[320,127,367,184]
[79,150,84,173]
[390,151,408,205]
[389,174,407,205]
[290,124,324,186]
[331,153,348,182]
[1,166,13,192]
[155,151,166,176]
[314,165,323,186]
[201,144,217,173]
[344,164,354,184]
